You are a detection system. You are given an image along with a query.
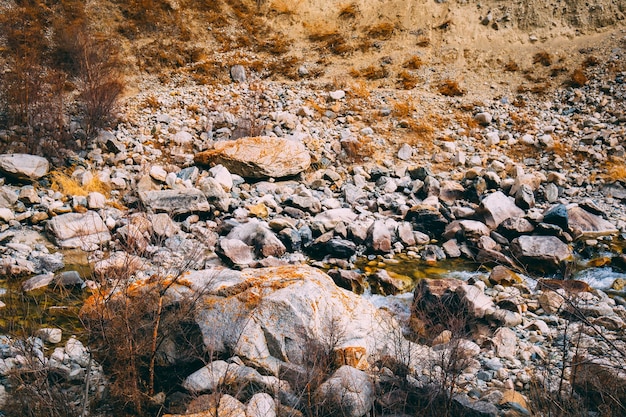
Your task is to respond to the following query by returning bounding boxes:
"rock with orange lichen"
[194,136,311,179]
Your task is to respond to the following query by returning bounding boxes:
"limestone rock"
[478,191,525,229]
[510,235,572,272]
[314,366,374,417]
[0,154,49,181]
[246,393,276,417]
[46,211,111,251]
[366,220,392,253]
[567,206,618,239]
[195,136,311,179]
[139,189,211,215]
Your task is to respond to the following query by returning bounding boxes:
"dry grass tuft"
[268,0,297,15]
[341,136,375,161]
[308,28,352,55]
[338,2,359,19]
[50,170,111,197]
[438,79,465,96]
[403,55,424,70]
[567,68,588,87]
[398,70,419,89]
[582,55,600,67]
[416,36,431,47]
[144,95,160,110]
[349,80,371,99]
[366,22,395,40]
[604,160,626,182]
[504,60,519,72]
[533,51,552,66]
[392,100,415,117]
[350,65,389,80]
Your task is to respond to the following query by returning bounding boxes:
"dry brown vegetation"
[533,51,553,66]
[438,79,465,96]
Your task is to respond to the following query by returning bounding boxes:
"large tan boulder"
[195,136,310,179]
[567,206,619,239]
[0,153,49,181]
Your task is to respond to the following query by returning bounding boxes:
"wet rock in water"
[53,270,84,288]
[22,273,55,292]
[566,206,618,239]
[489,265,522,286]
[46,211,111,251]
[139,189,212,216]
[195,136,311,179]
[477,191,525,229]
[510,235,572,272]
[328,269,367,294]
[0,153,49,181]
[314,366,374,417]
[372,269,412,295]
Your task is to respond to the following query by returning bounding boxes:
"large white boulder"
[0,153,49,181]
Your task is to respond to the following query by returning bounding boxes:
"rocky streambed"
[0,59,625,415]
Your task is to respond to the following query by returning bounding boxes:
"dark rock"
[498,217,534,239]
[328,269,367,294]
[542,204,568,229]
[405,204,449,237]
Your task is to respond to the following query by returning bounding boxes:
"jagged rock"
[22,273,54,292]
[537,291,564,314]
[456,284,496,319]
[443,220,491,241]
[477,191,525,229]
[139,189,211,215]
[366,220,392,253]
[46,211,111,251]
[515,183,535,209]
[313,208,358,231]
[0,187,19,208]
[151,213,180,238]
[171,265,433,376]
[489,265,522,286]
[492,327,517,360]
[497,217,534,239]
[310,235,357,258]
[452,394,498,417]
[195,136,311,179]
[0,154,49,181]
[372,269,412,295]
[314,366,374,417]
[217,238,254,267]
[405,203,448,237]
[567,206,618,239]
[542,204,568,229]
[510,235,572,272]
[246,393,277,417]
[230,65,247,83]
[198,176,231,212]
[328,269,367,294]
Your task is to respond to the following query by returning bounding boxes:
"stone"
[328,269,367,294]
[439,180,465,203]
[443,220,490,241]
[442,239,461,258]
[567,206,618,239]
[151,213,180,238]
[452,394,498,417]
[139,189,211,215]
[497,217,534,239]
[456,285,496,319]
[180,265,432,376]
[22,273,54,292]
[542,204,568,229]
[314,366,374,417]
[474,112,493,125]
[544,182,559,203]
[515,183,535,209]
[0,208,14,222]
[246,393,276,417]
[511,235,572,272]
[478,191,525,229]
[366,220,392,253]
[572,353,626,410]
[499,390,530,416]
[54,270,84,288]
[216,238,254,267]
[538,291,564,314]
[397,143,412,160]
[405,203,449,238]
[46,211,111,251]
[198,176,230,212]
[373,270,412,294]
[87,192,106,209]
[230,65,247,83]
[195,136,311,179]
[0,154,49,181]
[329,90,346,100]
[150,165,168,182]
[489,265,522,286]
[172,131,193,146]
[209,165,234,192]
[36,328,62,344]
[18,186,40,204]
[492,327,517,360]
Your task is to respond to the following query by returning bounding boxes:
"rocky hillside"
[0,1,626,417]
